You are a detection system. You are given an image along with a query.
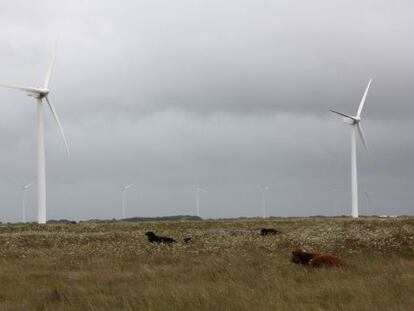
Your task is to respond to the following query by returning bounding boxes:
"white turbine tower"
[261,186,269,219]
[330,79,372,218]
[121,183,135,219]
[22,181,35,223]
[0,45,69,224]
[196,185,206,217]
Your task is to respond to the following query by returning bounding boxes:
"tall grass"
[0,218,413,310]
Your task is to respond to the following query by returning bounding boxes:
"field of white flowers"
[0,218,412,310]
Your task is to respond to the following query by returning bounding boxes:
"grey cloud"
[0,0,413,222]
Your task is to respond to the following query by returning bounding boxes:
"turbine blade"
[23,181,35,189]
[45,96,70,157]
[44,43,57,88]
[330,110,354,119]
[356,123,370,154]
[364,191,372,205]
[0,84,40,94]
[356,79,372,118]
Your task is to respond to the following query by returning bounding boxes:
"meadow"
[0,218,413,310]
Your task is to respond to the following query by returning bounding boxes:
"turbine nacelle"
[342,116,360,125]
[123,183,135,191]
[37,88,50,96]
[28,88,50,99]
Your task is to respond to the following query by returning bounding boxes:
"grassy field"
[0,218,413,310]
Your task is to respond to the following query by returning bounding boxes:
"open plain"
[0,218,413,311]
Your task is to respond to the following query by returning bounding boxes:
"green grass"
[0,218,413,310]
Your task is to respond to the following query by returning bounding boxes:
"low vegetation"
[0,218,413,310]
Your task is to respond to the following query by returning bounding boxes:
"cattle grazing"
[291,249,347,268]
[145,231,176,244]
[309,255,348,268]
[291,249,318,265]
[260,228,282,236]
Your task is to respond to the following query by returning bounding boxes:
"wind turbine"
[332,187,338,217]
[121,183,135,219]
[196,185,206,217]
[0,45,69,224]
[22,181,35,223]
[330,79,372,218]
[363,191,372,210]
[261,186,269,219]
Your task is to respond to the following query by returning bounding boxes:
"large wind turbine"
[0,46,69,224]
[22,181,35,223]
[196,185,206,217]
[121,183,135,219]
[330,79,372,218]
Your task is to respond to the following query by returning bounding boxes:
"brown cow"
[309,255,348,268]
[291,249,347,268]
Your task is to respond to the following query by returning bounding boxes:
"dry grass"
[0,218,413,310]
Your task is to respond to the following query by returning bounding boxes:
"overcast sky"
[0,0,413,222]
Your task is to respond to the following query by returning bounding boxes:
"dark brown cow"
[291,249,318,265]
[260,228,282,236]
[145,231,176,244]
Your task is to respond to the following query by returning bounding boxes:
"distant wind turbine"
[261,186,269,219]
[196,185,206,217]
[22,181,35,223]
[363,191,372,210]
[330,79,372,218]
[122,183,135,219]
[332,187,338,217]
[0,44,69,224]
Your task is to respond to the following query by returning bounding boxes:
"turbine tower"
[121,183,135,219]
[22,181,35,223]
[196,185,206,217]
[0,45,69,224]
[261,186,269,219]
[330,79,372,218]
